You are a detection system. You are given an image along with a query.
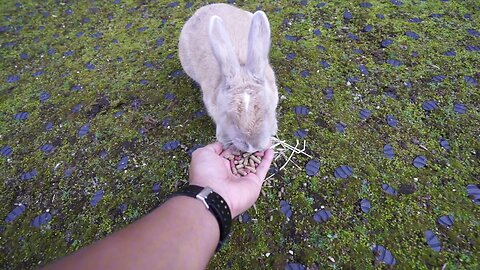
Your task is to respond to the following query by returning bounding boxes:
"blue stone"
[313,209,332,223]
[386,115,398,127]
[294,129,308,139]
[32,213,52,228]
[1,145,13,157]
[334,165,353,179]
[381,39,394,48]
[386,59,401,67]
[39,144,55,154]
[14,112,29,120]
[7,74,21,83]
[305,159,320,176]
[453,103,467,114]
[371,245,396,265]
[358,65,369,75]
[383,144,394,159]
[413,155,427,168]
[162,140,180,151]
[279,200,292,219]
[39,92,50,102]
[293,106,309,115]
[438,215,454,228]
[425,230,441,252]
[90,190,104,207]
[343,11,353,20]
[359,109,372,120]
[78,124,90,138]
[4,205,26,222]
[319,61,330,69]
[405,31,419,40]
[21,169,37,180]
[117,156,129,171]
[422,100,438,111]
[360,199,371,213]
[381,183,397,195]
[363,25,373,32]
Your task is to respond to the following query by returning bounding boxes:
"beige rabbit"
[179,3,278,153]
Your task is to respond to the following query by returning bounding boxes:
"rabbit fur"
[179,3,278,152]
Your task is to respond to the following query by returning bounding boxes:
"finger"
[204,142,224,155]
[254,148,274,180]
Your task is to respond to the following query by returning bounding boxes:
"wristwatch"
[169,185,232,251]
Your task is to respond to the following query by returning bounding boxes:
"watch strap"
[170,185,232,251]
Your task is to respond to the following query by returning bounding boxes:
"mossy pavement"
[1,0,479,269]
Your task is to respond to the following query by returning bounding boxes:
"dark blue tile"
[294,129,308,139]
[334,165,353,179]
[405,31,419,40]
[4,205,26,222]
[336,122,346,133]
[360,199,371,213]
[386,59,401,67]
[383,144,394,159]
[152,182,161,193]
[363,25,373,32]
[464,76,478,86]
[358,65,369,75]
[413,155,427,168]
[305,159,320,176]
[319,61,330,69]
[439,137,450,151]
[466,184,480,205]
[408,18,422,23]
[343,11,353,20]
[3,71,18,83]
[453,103,467,114]
[117,156,129,170]
[438,215,454,228]
[39,144,55,154]
[422,100,437,111]
[14,112,29,121]
[323,88,333,100]
[162,140,180,151]
[293,106,309,115]
[443,50,456,56]
[381,39,394,48]
[21,169,37,180]
[78,124,90,138]
[360,2,372,8]
[425,230,441,252]
[45,122,53,131]
[313,209,332,223]
[381,183,397,195]
[31,212,52,228]
[359,109,372,120]
[279,200,292,219]
[90,190,104,207]
[285,263,305,270]
[386,115,398,127]
[0,145,13,157]
[39,92,50,102]
[371,245,396,265]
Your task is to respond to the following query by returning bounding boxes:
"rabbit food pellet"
[222,150,263,176]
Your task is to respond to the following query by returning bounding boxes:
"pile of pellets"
[222,149,263,176]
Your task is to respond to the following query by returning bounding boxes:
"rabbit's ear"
[246,11,271,81]
[209,16,240,79]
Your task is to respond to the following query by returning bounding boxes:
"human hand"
[189,142,274,218]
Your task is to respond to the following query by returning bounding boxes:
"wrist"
[169,185,232,251]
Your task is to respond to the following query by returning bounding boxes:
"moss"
[1,0,480,269]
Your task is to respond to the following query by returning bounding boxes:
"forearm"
[43,196,219,270]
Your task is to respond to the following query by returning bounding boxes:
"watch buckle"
[196,186,213,209]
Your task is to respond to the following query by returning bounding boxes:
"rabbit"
[179,3,278,153]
